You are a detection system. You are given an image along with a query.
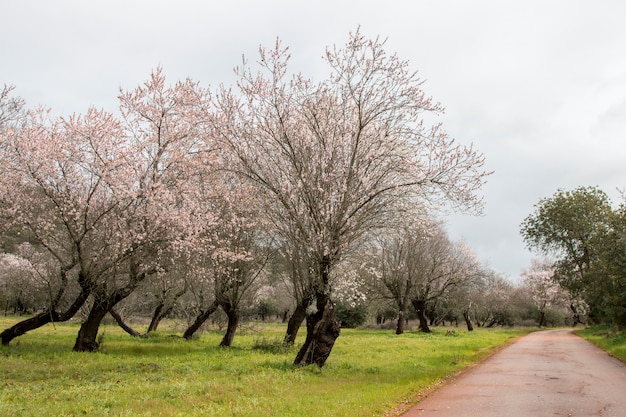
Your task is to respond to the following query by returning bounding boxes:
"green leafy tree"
[592,203,626,326]
[520,186,613,322]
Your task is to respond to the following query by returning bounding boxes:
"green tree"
[520,186,613,322]
[592,203,626,327]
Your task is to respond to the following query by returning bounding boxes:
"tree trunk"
[74,261,153,351]
[148,287,186,333]
[183,299,219,340]
[294,295,340,367]
[463,311,474,331]
[395,309,406,335]
[147,302,166,333]
[219,302,240,347]
[411,298,431,333]
[73,300,110,352]
[570,303,584,326]
[109,308,143,337]
[293,256,341,368]
[1,311,59,346]
[283,301,308,345]
[1,288,90,346]
[538,310,546,328]
[74,278,146,351]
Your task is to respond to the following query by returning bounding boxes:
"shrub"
[335,303,368,328]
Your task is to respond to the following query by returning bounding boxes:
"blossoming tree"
[0,70,219,350]
[214,29,490,366]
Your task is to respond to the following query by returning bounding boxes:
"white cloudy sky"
[2,1,626,280]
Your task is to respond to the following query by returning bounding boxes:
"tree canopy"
[0,30,491,364]
[521,186,626,327]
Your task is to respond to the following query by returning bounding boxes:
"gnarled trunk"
[74,269,147,352]
[570,303,584,326]
[73,300,110,352]
[283,301,308,345]
[1,287,90,346]
[538,310,546,328]
[109,308,143,337]
[463,311,474,331]
[293,256,340,367]
[147,302,166,333]
[147,300,180,333]
[219,302,240,347]
[294,294,340,367]
[1,310,62,346]
[411,298,431,333]
[396,309,406,335]
[148,287,186,333]
[183,299,219,340]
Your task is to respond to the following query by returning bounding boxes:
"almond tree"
[213,230,269,347]
[0,85,25,132]
[521,258,561,327]
[0,84,27,254]
[208,182,270,347]
[473,271,515,327]
[369,220,482,333]
[182,175,267,343]
[182,223,268,346]
[141,267,188,334]
[73,69,215,351]
[274,230,317,344]
[0,106,124,345]
[102,262,190,338]
[0,70,217,350]
[414,237,483,332]
[182,258,220,340]
[214,29,489,366]
[366,226,422,335]
[0,246,54,314]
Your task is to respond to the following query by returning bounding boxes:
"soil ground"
[402,329,626,417]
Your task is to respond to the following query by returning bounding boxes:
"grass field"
[0,317,529,417]
[575,326,626,363]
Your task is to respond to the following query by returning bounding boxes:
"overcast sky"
[2,1,626,280]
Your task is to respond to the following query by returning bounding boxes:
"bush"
[335,303,368,328]
[255,298,279,321]
[252,337,294,354]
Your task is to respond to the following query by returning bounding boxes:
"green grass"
[575,326,626,363]
[0,317,528,417]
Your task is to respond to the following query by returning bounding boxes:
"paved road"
[402,329,626,417]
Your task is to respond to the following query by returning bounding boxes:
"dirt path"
[401,329,626,417]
